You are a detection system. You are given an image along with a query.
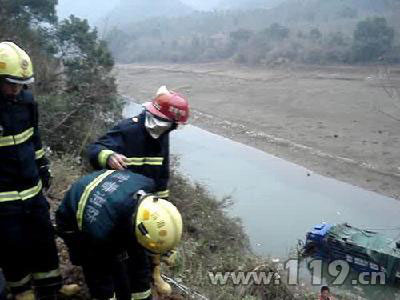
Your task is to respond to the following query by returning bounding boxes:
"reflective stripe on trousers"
[7,274,31,288]
[131,289,151,300]
[32,269,61,280]
[7,269,61,287]
[35,148,45,160]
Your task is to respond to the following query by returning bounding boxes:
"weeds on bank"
[166,164,298,300]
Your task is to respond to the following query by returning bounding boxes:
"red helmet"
[145,87,189,124]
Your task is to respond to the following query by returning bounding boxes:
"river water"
[123,102,400,298]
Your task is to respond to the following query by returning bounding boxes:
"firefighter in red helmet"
[88,85,189,199]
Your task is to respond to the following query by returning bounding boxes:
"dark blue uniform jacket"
[56,170,155,254]
[87,111,170,198]
[0,90,48,194]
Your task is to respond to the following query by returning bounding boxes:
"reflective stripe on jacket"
[0,90,47,192]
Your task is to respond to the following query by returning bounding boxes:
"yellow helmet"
[135,195,182,254]
[0,42,34,84]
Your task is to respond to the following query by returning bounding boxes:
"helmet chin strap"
[145,111,173,139]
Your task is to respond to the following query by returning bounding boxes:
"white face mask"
[145,111,173,139]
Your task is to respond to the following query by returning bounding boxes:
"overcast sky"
[56,0,283,26]
[181,0,221,10]
[56,0,220,23]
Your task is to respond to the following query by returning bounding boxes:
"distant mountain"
[263,0,400,23]
[57,0,119,25]
[218,0,399,15]
[113,0,399,38]
[181,0,220,11]
[103,0,193,28]
[218,0,285,10]
[106,0,400,64]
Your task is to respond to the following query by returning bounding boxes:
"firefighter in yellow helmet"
[0,42,75,300]
[56,170,183,300]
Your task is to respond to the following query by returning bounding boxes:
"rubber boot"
[152,256,171,296]
[58,284,80,296]
[15,290,35,300]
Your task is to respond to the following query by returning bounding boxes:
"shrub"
[352,17,395,62]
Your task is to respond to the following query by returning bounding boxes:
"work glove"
[39,166,52,190]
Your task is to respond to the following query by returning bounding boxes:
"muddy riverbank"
[115,62,400,200]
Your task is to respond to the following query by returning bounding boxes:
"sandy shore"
[115,62,400,200]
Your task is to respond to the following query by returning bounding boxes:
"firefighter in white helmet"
[56,170,183,300]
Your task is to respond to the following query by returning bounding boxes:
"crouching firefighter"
[55,170,183,300]
[0,42,78,300]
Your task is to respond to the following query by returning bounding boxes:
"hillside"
[105,0,400,64]
[180,0,219,10]
[269,0,400,24]
[104,0,193,28]
[119,0,400,34]
[218,0,285,10]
